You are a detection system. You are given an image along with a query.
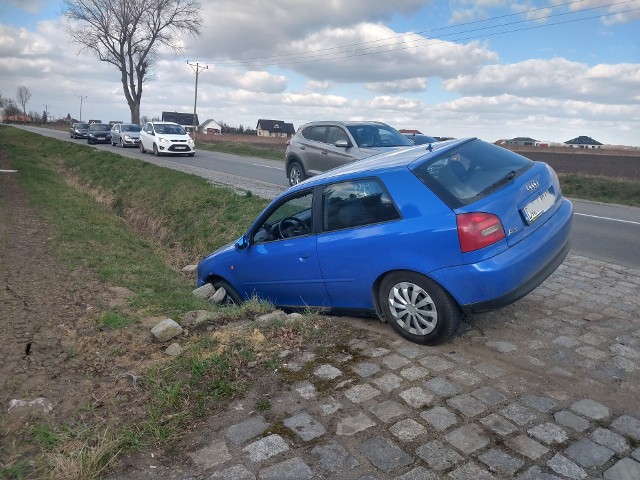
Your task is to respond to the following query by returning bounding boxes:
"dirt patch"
[506,145,640,181]
[0,152,164,460]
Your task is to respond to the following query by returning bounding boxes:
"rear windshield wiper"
[476,170,516,197]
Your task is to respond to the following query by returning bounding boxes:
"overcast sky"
[1,0,639,145]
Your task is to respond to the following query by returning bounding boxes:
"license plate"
[97,137,105,140]
[175,145,187,150]
[523,189,554,224]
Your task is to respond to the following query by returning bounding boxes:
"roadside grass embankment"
[0,126,346,479]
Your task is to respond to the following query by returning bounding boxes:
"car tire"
[212,280,242,305]
[111,138,116,146]
[379,271,462,345]
[139,142,146,154]
[287,161,306,186]
[153,144,160,156]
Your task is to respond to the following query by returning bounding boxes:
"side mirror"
[235,235,250,251]
[335,139,350,148]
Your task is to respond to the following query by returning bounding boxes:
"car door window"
[326,126,349,145]
[322,179,400,232]
[252,192,313,243]
[305,126,328,143]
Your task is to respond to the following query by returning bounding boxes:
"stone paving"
[109,254,640,479]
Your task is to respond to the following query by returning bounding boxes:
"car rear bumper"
[430,198,573,312]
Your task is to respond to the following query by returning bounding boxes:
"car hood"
[120,131,141,137]
[88,130,111,135]
[155,133,191,141]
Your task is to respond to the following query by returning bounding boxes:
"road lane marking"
[251,163,284,170]
[0,170,18,173]
[575,212,640,226]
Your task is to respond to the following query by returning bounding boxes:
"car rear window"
[411,139,533,207]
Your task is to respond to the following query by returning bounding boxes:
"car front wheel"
[139,142,146,153]
[153,144,160,156]
[212,280,242,305]
[379,271,462,345]
[287,161,306,185]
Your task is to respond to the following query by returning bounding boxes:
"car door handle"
[300,145,306,150]
[298,252,310,262]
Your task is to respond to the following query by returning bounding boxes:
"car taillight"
[457,212,505,252]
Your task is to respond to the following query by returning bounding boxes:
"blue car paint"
[197,137,573,317]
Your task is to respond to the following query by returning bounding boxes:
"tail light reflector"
[457,212,505,252]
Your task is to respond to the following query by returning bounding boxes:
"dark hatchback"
[69,122,89,139]
[87,123,112,145]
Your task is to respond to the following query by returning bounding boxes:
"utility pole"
[187,61,208,137]
[75,94,87,121]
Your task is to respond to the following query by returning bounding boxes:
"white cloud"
[568,0,640,25]
[443,58,640,104]
[302,80,332,93]
[365,78,428,93]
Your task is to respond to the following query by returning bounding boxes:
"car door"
[301,125,331,176]
[316,178,402,309]
[323,125,357,170]
[233,190,330,308]
[141,123,154,149]
[112,124,120,142]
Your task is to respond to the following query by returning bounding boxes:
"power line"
[196,0,636,67]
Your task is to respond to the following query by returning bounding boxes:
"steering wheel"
[277,216,309,238]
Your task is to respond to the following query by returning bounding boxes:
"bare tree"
[16,86,31,115]
[63,0,202,124]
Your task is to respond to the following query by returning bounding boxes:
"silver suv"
[285,121,413,185]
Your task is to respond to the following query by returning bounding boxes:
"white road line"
[251,163,284,170]
[0,169,18,173]
[575,212,640,226]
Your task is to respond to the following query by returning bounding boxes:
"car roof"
[300,120,390,128]
[287,138,473,191]
[150,121,179,125]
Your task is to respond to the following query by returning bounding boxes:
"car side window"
[322,179,400,232]
[327,126,349,145]
[146,124,154,134]
[305,126,328,143]
[252,192,314,244]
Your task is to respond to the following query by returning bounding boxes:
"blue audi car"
[197,138,573,345]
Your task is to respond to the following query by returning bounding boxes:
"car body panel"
[198,137,573,329]
[69,122,89,139]
[111,123,141,147]
[139,121,195,155]
[285,121,413,183]
[86,123,112,144]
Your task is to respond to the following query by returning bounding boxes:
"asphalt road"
[14,125,640,269]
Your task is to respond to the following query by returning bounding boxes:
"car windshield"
[411,139,533,207]
[155,124,186,135]
[75,123,89,129]
[122,124,141,132]
[347,125,413,148]
[89,124,110,131]
[405,134,437,145]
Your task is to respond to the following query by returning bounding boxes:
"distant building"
[256,119,295,138]
[506,137,538,146]
[565,136,603,149]
[199,119,222,134]
[162,111,199,132]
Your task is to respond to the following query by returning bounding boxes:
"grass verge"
[0,126,313,479]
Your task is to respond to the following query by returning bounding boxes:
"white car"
[139,121,195,157]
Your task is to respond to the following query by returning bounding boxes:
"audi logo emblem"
[526,180,539,192]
